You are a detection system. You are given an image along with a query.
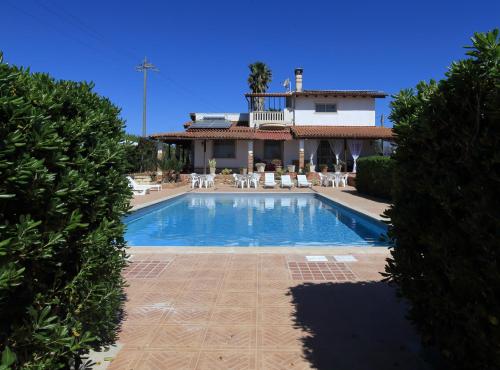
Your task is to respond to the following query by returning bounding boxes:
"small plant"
[304,163,311,173]
[271,158,282,167]
[221,168,232,175]
[208,158,217,168]
[275,168,285,180]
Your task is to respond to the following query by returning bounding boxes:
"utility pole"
[136,57,159,137]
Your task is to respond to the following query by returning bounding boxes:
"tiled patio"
[100,185,430,369]
[97,251,430,370]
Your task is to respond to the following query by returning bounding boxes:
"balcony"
[250,111,287,129]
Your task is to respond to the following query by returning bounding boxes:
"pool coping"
[128,246,391,254]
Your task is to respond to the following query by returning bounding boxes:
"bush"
[384,30,500,369]
[0,55,132,368]
[124,136,157,173]
[355,156,394,199]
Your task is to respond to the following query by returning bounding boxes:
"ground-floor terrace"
[151,125,393,174]
[90,185,433,370]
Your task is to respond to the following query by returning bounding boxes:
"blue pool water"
[124,194,388,247]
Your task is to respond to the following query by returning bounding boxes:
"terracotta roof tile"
[150,125,292,141]
[291,126,393,139]
[151,125,393,141]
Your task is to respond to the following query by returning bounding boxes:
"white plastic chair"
[190,173,199,188]
[318,173,327,186]
[205,174,215,188]
[297,175,312,188]
[264,173,277,188]
[340,173,349,187]
[280,175,293,189]
[250,173,260,188]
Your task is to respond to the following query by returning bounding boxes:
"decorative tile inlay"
[333,254,358,262]
[123,260,170,279]
[287,261,357,281]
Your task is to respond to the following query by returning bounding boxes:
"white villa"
[151,68,392,173]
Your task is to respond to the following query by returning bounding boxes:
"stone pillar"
[247,140,254,173]
[299,139,305,172]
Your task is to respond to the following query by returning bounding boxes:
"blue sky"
[2,0,499,134]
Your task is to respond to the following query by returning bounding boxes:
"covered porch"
[150,125,393,174]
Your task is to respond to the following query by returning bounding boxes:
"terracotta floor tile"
[186,278,221,292]
[124,304,171,326]
[222,280,257,292]
[259,291,294,307]
[202,326,256,349]
[216,292,257,307]
[175,291,218,307]
[193,269,226,279]
[258,307,296,326]
[225,271,257,281]
[138,350,197,370]
[107,349,142,370]
[135,292,178,307]
[195,350,256,370]
[257,350,314,370]
[118,325,157,348]
[211,307,256,325]
[149,325,207,349]
[257,326,308,350]
[258,280,294,292]
[164,307,213,324]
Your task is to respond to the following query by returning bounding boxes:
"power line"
[34,0,224,113]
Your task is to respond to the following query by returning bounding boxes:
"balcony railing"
[250,111,286,128]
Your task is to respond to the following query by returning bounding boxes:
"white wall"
[294,96,375,126]
[193,112,249,122]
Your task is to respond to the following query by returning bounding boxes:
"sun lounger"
[297,175,312,188]
[264,173,277,188]
[280,175,294,189]
[126,176,161,195]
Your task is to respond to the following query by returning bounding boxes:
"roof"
[151,124,393,141]
[151,123,292,141]
[244,92,292,97]
[295,90,387,98]
[291,125,393,139]
[244,90,387,98]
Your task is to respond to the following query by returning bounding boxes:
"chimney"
[295,68,303,92]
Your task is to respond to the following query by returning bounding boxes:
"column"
[299,139,305,172]
[247,140,254,173]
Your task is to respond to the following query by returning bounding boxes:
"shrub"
[384,30,500,369]
[355,156,394,199]
[124,137,157,173]
[0,55,132,368]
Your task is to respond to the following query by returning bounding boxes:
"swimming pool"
[124,193,388,247]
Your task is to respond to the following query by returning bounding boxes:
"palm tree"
[247,62,272,111]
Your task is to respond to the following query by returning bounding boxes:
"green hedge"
[0,54,132,368]
[384,30,500,369]
[355,156,394,199]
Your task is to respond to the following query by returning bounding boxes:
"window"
[264,141,282,160]
[315,103,337,113]
[213,140,235,158]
